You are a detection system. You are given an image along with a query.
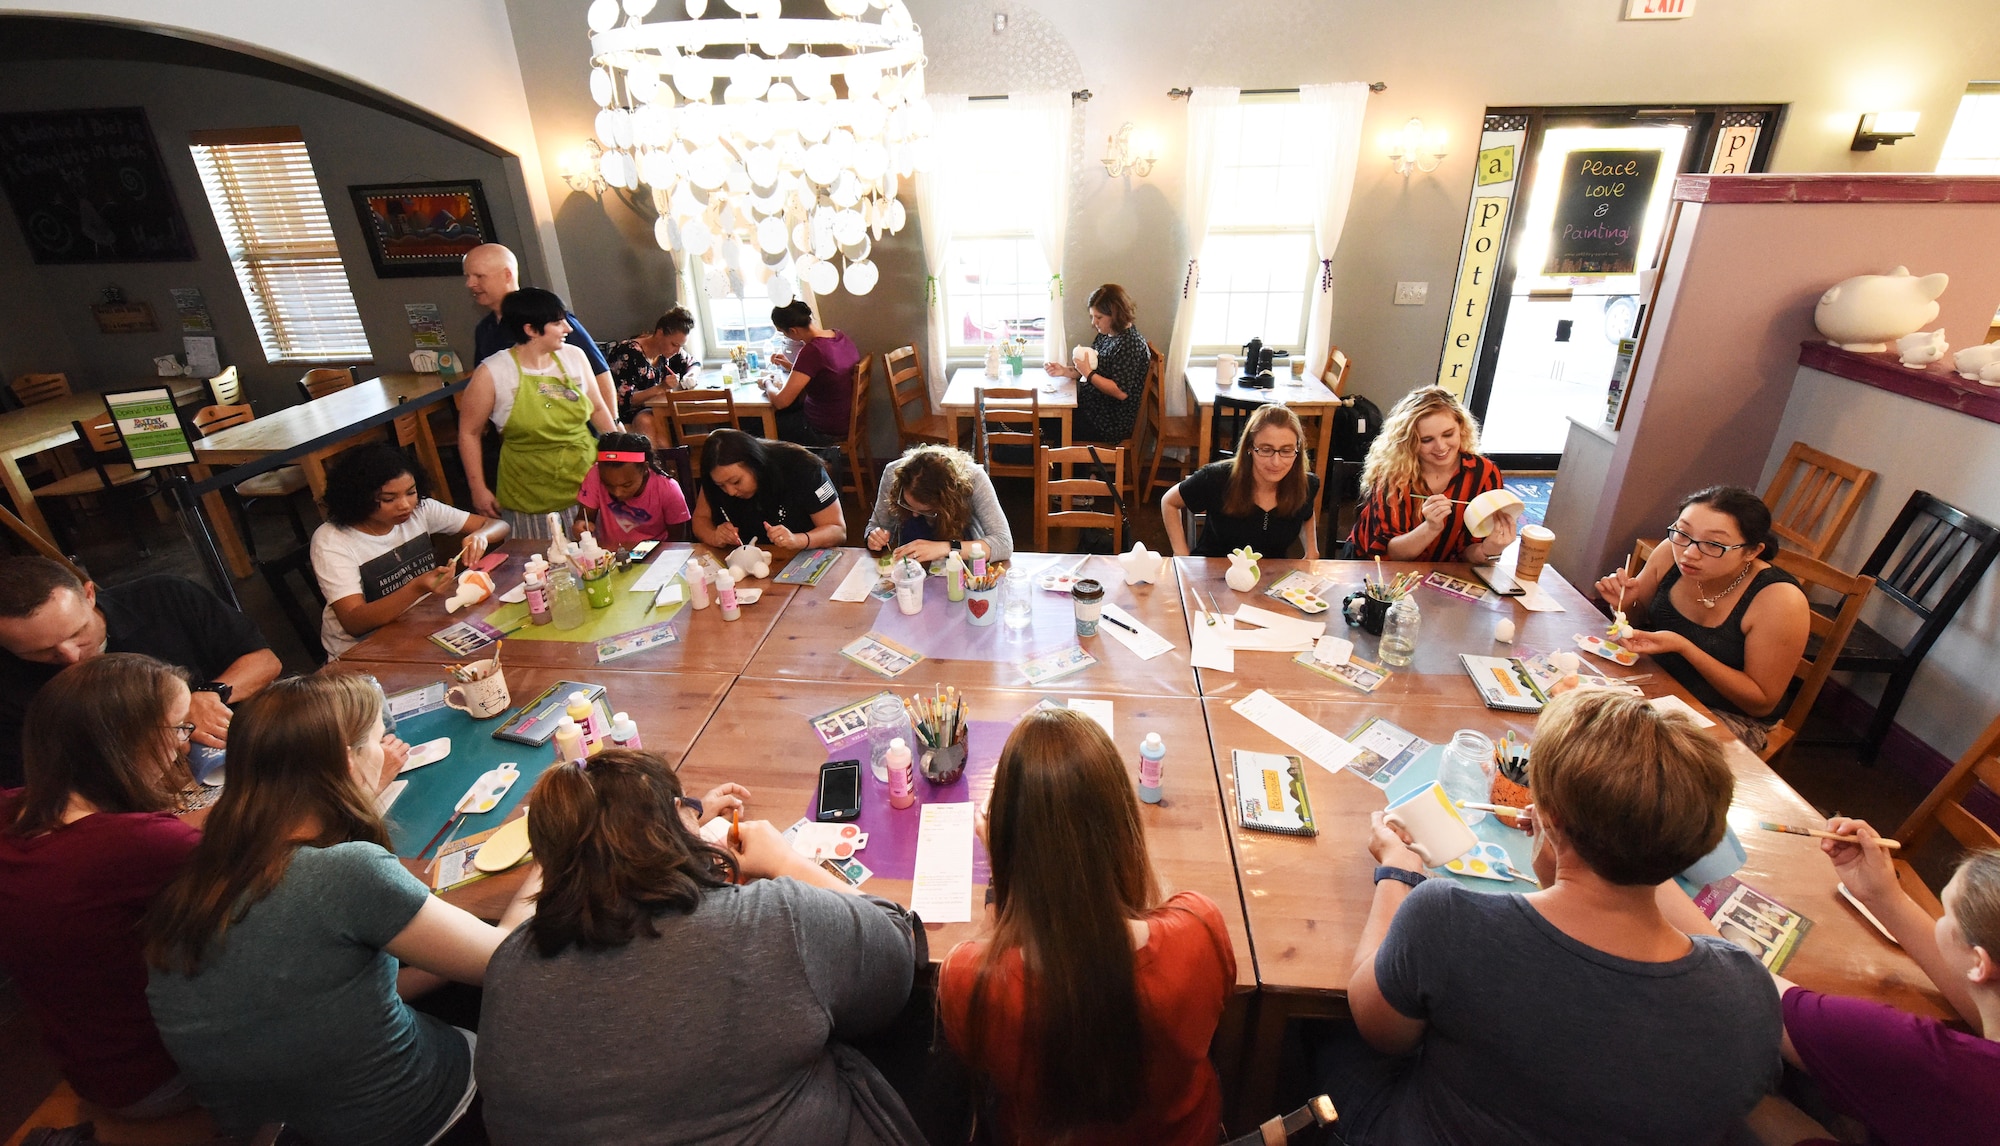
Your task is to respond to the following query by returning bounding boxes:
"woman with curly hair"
[310,444,508,658]
[1346,386,1512,563]
[862,444,1013,564]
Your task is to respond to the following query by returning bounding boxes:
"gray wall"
[0,57,530,410]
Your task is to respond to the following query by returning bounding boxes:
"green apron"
[495,348,594,514]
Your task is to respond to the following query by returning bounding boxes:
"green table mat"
[483,561,689,643]
[384,702,558,857]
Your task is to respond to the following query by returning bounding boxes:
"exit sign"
[1626,0,1694,17]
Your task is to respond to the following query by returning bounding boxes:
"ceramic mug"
[1343,592,1390,636]
[445,662,511,719]
[1384,782,1479,868]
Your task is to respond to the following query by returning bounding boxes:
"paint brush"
[1456,800,1528,818]
[421,810,468,874]
[728,807,742,852]
[1759,822,1901,849]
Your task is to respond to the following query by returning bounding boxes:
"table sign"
[102,387,195,467]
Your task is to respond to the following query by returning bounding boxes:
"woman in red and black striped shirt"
[1347,387,1514,563]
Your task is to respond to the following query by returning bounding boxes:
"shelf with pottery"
[1796,342,2000,427]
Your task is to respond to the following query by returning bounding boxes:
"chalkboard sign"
[0,107,197,264]
[1542,148,1661,276]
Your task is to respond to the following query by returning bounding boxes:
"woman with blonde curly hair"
[863,444,1014,564]
[1347,386,1513,562]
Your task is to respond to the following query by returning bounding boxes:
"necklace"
[1694,564,1755,609]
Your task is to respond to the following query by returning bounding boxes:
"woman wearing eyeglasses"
[1162,404,1321,560]
[863,444,1014,564]
[1594,486,1810,751]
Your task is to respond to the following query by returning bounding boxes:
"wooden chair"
[1034,444,1124,553]
[974,386,1041,481]
[37,413,166,557]
[257,544,328,667]
[1761,550,1875,765]
[1625,538,1658,578]
[656,444,695,517]
[1762,441,1876,560]
[1141,342,1200,501]
[207,365,241,408]
[881,344,951,448]
[831,353,876,510]
[650,388,738,454]
[9,372,70,406]
[1893,709,2000,916]
[1079,343,1156,507]
[297,367,355,402]
[193,404,313,559]
[1320,345,1352,395]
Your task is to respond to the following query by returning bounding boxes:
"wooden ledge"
[1677,174,2000,204]
[1798,340,2000,426]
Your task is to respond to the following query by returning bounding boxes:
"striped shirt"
[1348,454,1505,561]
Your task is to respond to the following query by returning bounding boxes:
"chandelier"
[586,0,932,300]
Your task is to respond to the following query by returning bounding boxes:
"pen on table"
[1103,613,1138,634]
[1759,822,1902,849]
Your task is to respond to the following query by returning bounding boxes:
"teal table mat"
[385,704,556,857]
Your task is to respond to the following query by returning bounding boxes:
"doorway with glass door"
[1459,105,1782,470]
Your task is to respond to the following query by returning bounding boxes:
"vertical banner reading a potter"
[1435,117,1525,398]
[1543,149,1661,276]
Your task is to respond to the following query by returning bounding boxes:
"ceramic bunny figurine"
[1896,329,1949,369]
[1954,343,2000,386]
[1117,542,1165,585]
[444,569,494,613]
[725,543,772,580]
[1225,547,1262,592]
[1814,267,1949,352]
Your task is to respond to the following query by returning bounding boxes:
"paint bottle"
[886,737,915,809]
[1138,733,1165,804]
[554,718,587,766]
[970,552,988,581]
[715,568,740,621]
[944,551,966,602]
[609,711,642,751]
[687,560,711,609]
[524,557,552,625]
[567,690,606,750]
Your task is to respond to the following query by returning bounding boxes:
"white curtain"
[913,94,967,406]
[1299,83,1372,384]
[1013,89,1073,365]
[1163,87,1239,417]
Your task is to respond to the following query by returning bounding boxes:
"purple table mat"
[808,718,1010,884]
[867,572,1081,663]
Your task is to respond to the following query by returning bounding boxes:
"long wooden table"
[0,392,106,541]
[1183,366,1340,491]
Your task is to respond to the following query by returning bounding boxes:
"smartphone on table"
[816,759,862,822]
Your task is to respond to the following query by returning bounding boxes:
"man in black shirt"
[0,558,282,788]
[463,243,617,422]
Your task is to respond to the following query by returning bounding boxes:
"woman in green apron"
[458,288,615,539]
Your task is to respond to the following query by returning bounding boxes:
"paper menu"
[1098,603,1175,659]
[829,554,880,602]
[628,549,692,593]
[909,802,975,923]
[1234,604,1326,642]
[1066,698,1115,737]
[1230,689,1362,775]
[1647,694,1716,728]
[1190,614,1236,672]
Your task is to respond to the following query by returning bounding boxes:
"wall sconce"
[1851,110,1919,151]
[559,141,606,196]
[1101,123,1157,179]
[1386,117,1447,177]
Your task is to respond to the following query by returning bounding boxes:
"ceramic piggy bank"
[1954,343,2000,386]
[1117,542,1166,585]
[1225,547,1263,593]
[1896,329,1949,368]
[725,543,772,580]
[1814,267,1949,352]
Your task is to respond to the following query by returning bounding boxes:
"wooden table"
[191,373,456,578]
[940,367,1076,450]
[338,541,803,676]
[744,549,1198,697]
[323,661,735,920]
[0,392,106,541]
[1184,366,1340,490]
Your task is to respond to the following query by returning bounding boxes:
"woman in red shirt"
[940,707,1236,1145]
[1347,386,1513,562]
[0,653,202,1117]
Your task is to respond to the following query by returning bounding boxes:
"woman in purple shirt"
[764,300,860,447]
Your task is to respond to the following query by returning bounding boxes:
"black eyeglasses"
[897,494,938,518]
[1250,446,1300,461]
[168,722,196,743]
[1664,525,1749,559]
[676,796,704,817]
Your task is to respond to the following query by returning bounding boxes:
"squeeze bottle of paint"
[944,551,966,602]
[886,737,915,809]
[524,558,552,625]
[970,552,988,580]
[609,711,642,751]
[1138,733,1165,804]
[554,718,587,765]
[715,569,740,620]
[567,690,606,750]
[687,560,711,609]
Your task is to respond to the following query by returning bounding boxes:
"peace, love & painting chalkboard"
[1542,148,1660,276]
[0,107,197,264]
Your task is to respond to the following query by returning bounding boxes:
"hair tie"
[597,450,648,464]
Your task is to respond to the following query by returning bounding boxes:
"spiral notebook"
[1232,750,1317,836]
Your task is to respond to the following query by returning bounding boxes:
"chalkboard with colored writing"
[0,107,197,265]
[1542,148,1661,276]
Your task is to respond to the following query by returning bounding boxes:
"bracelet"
[1373,865,1427,890]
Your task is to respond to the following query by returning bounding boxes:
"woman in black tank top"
[1593,487,1811,749]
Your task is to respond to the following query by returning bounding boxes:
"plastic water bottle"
[1138,733,1165,804]
[1002,565,1032,630]
[1437,730,1497,824]
[866,695,913,783]
[886,737,915,809]
[1379,595,1420,667]
[549,566,587,630]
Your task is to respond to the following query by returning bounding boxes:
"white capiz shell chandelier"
[586,0,932,300]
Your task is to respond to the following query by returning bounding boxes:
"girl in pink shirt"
[574,432,691,549]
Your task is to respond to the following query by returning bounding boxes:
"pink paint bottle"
[715,569,740,621]
[687,561,710,609]
[887,738,914,809]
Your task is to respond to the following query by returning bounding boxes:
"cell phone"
[816,759,862,822]
[629,540,660,562]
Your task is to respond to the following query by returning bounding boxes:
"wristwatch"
[1373,865,1426,890]
[950,540,962,555]
[190,682,233,705]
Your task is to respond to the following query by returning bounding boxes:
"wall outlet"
[1394,281,1428,306]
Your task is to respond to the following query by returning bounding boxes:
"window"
[1191,98,1317,353]
[943,102,1051,355]
[1938,83,2000,174]
[679,257,771,360]
[189,128,370,363]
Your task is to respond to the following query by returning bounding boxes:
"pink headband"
[597,450,648,464]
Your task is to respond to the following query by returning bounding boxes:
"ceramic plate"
[473,813,533,873]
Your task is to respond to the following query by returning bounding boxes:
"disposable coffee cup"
[1516,524,1554,581]
[1072,578,1105,637]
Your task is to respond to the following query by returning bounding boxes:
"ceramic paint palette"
[789,820,868,862]
[1442,840,1532,883]
[733,586,763,605]
[455,763,521,816]
[1276,585,1330,614]
[472,813,533,873]
[399,737,452,773]
[1574,633,1639,666]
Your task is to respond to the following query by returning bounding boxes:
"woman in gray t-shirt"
[477,749,925,1146]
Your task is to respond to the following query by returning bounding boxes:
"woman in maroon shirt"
[0,653,202,1117]
[1347,386,1513,562]
[764,299,861,447]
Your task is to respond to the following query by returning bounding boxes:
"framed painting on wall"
[349,180,495,278]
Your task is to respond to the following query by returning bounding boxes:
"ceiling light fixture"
[585,0,933,299]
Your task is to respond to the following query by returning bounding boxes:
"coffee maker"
[1239,337,1279,388]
